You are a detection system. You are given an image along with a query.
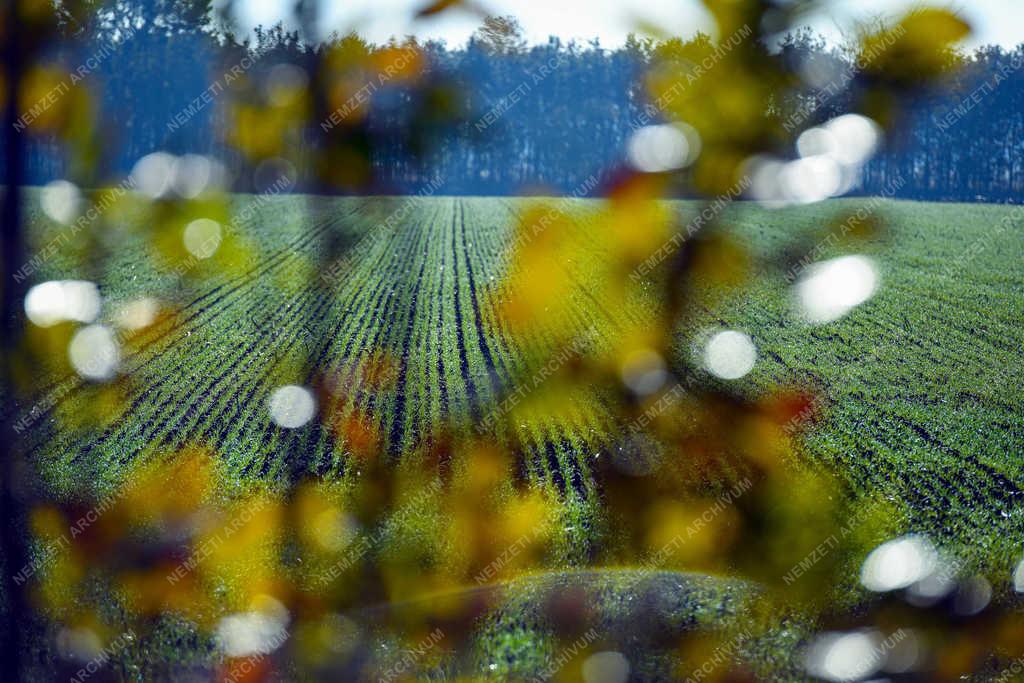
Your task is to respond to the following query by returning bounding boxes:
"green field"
[17,193,1024,679]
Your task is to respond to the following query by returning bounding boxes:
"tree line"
[15,4,1024,202]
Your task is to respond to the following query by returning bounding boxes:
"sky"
[231,0,1024,51]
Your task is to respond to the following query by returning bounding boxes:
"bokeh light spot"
[860,534,937,592]
[215,600,288,658]
[795,255,879,323]
[804,630,882,682]
[582,651,630,683]
[131,151,177,199]
[823,113,881,166]
[183,218,222,259]
[25,280,100,328]
[69,324,121,381]
[40,180,82,224]
[627,122,700,173]
[703,329,756,380]
[269,385,317,428]
[114,297,160,330]
[172,154,225,198]
[620,348,667,395]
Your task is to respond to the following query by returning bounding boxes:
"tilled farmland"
[21,195,1024,575]
[22,192,1024,565]
[14,192,1024,678]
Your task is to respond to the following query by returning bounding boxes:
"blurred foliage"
[5,0,1024,680]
